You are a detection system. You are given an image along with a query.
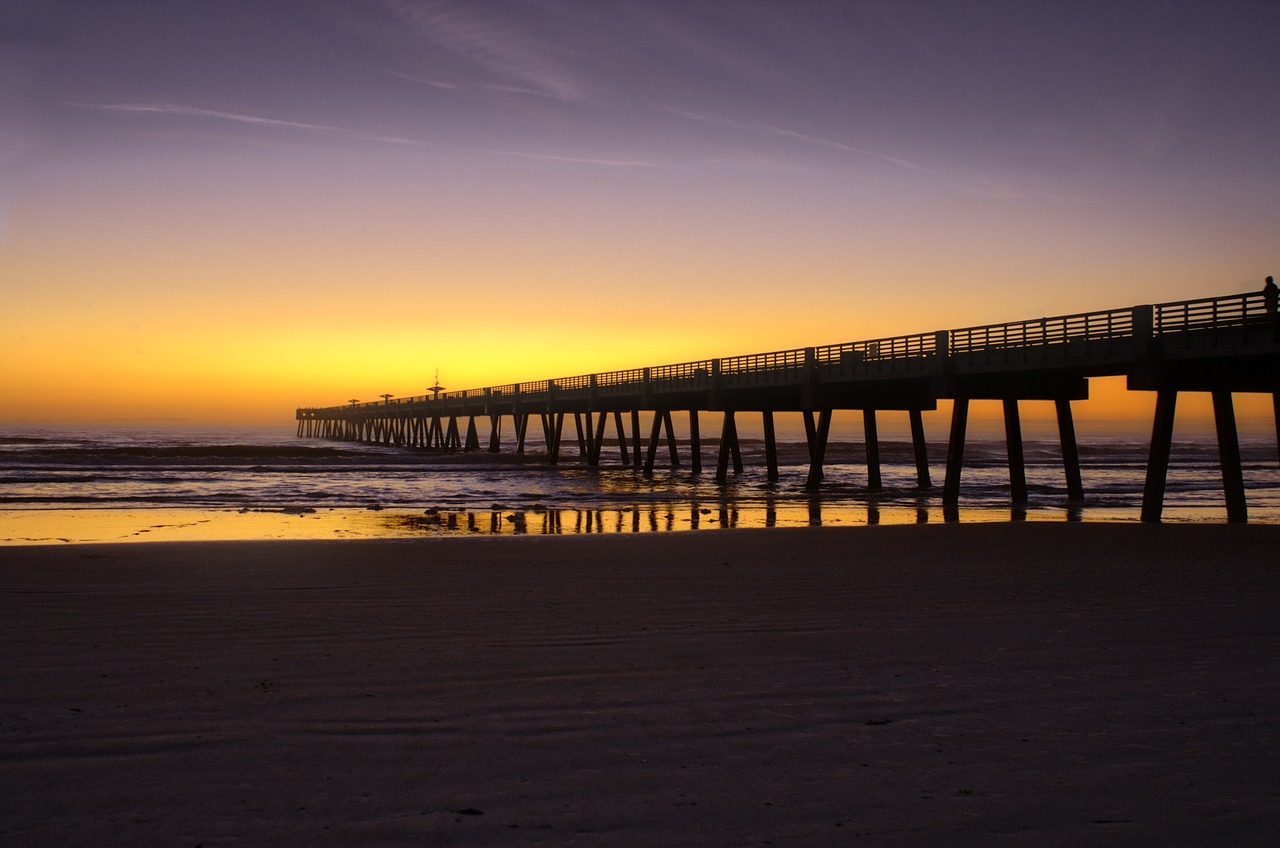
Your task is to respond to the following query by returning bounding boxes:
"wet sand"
[2,524,1278,846]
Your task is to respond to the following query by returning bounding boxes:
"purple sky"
[18,2,1275,184]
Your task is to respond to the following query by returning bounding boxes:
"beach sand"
[2,524,1278,846]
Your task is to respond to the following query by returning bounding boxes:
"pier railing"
[950,307,1134,354]
[719,349,805,388]
[300,288,1274,416]
[651,359,715,389]
[1155,291,1267,333]
[818,332,937,364]
[596,368,647,396]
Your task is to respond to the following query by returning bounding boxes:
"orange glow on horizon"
[3,180,1273,427]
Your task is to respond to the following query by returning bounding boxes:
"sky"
[2,0,1277,426]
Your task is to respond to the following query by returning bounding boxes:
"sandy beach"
[2,523,1278,846]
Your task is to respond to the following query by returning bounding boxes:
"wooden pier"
[298,288,1280,522]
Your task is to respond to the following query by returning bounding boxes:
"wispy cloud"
[73,100,668,170]
[666,105,931,175]
[667,104,1097,202]
[965,180,1099,204]
[382,0,585,102]
[479,82,562,100]
[383,69,460,91]
[482,148,659,169]
[385,69,564,101]
[70,101,426,146]
[703,153,811,174]
[750,123,931,174]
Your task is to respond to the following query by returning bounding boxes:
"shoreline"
[3,524,1279,845]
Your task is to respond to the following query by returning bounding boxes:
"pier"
[298,287,1280,522]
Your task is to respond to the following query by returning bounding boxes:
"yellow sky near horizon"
[3,182,1271,427]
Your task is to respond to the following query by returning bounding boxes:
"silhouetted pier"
[297,287,1280,522]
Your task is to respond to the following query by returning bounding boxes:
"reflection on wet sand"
[0,496,1113,546]
[378,495,1067,538]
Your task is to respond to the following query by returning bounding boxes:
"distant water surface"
[1,423,1276,544]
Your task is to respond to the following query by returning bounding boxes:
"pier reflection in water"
[380,496,1086,538]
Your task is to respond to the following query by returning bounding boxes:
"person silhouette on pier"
[1265,275,1278,339]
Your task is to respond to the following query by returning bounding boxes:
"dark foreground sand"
[2,524,1279,847]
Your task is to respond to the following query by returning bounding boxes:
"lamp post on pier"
[343,400,360,441]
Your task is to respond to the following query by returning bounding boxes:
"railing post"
[1132,305,1154,360]
[803,347,817,409]
[934,330,950,376]
[708,360,722,410]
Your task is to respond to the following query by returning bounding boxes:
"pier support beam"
[805,409,832,490]
[802,410,816,467]
[644,412,663,475]
[1003,399,1028,504]
[663,411,680,468]
[1212,390,1248,523]
[716,411,742,483]
[909,408,931,488]
[1056,398,1085,502]
[688,410,702,474]
[1274,392,1280,469]
[614,412,631,466]
[943,398,969,506]
[574,414,588,459]
[863,409,882,493]
[762,411,779,482]
[488,415,502,453]
[588,412,608,466]
[541,414,564,464]
[515,414,529,455]
[1141,389,1178,522]
[631,410,643,467]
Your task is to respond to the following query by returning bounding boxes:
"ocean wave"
[0,425,1276,521]
[0,445,400,465]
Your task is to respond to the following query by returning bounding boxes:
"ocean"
[1,422,1277,544]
